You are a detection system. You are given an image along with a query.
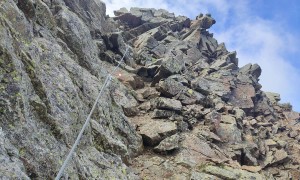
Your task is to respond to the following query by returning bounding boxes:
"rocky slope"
[0,0,299,179]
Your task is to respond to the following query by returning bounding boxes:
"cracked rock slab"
[139,121,177,146]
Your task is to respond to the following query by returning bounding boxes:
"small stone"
[271,149,289,165]
[155,97,182,111]
[250,119,257,126]
[289,130,298,138]
[177,121,189,132]
[137,87,160,99]
[265,139,277,146]
[138,101,151,112]
[123,106,138,117]
[220,115,236,124]
[241,165,262,173]
[276,140,287,148]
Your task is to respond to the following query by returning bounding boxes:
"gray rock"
[154,134,180,152]
[191,77,231,100]
[239,63,262,79]
[253,91,275,116]
[152,54,185,84]
[0,128,30,179]
[202,165,264,180]
[271,149,289,166]
[265,92,281,105]
[0,1,144,179]
[177,88,206,105]
[197,15,216,30]
[56,7,102,75]
[152,109,175,118]
[215,115,242,143]
[1,1,299,179]
[137,87,161,99]
[63,0,109,33]
[228,83,256,111]
[114,7,129,16]
[168,74,189,86]
[190,171,222,180]
[155,97,183,111]
[139,121,177,146]
[158,77,185,97]
[182,104,205,119]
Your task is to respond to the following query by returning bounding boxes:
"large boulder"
[154,134,180,152]
[158,77,185,97]
[239,63,262,80]
[152,53,185,85]
[139,121,177,146]
[191,77,231,100]
[228,83,256,111]
[196,14,216,30]
[215,115,242,143]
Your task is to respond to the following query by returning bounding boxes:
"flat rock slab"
[272,149,289,165]
[228,83,255,110]
[202,165,264,180]
[139,120,177,146]
[216,123,242,143]
[155,97,182,111]
[191,77,231,99]
[190,171,222,180]
[175,133,227,167]
[130,154,191,180]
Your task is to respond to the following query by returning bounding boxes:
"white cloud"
[101,0,300,111]
[214,10,300,111]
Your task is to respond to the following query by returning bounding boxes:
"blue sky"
[103,0,300,112]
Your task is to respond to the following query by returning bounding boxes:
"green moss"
[197,163,208,171]
[111,98,119,108]
[8,124,14,129]
[15,92,22,97]
[0,107,5,114]
[211,73,221,79]
[19,148,26,157]
[188,89,193,95]
[0,84,5,91]
[122,167,127,175]
[218,163,226,168]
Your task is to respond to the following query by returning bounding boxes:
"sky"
[102,0,300,112]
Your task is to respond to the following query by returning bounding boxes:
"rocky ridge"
[0,0,299,179]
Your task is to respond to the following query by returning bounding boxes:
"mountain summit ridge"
[0,1,299,179]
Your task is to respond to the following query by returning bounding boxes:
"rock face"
[0,1,299,179]
[0,1,142,179]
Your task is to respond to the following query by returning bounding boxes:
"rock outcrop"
[0,1,299,179]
